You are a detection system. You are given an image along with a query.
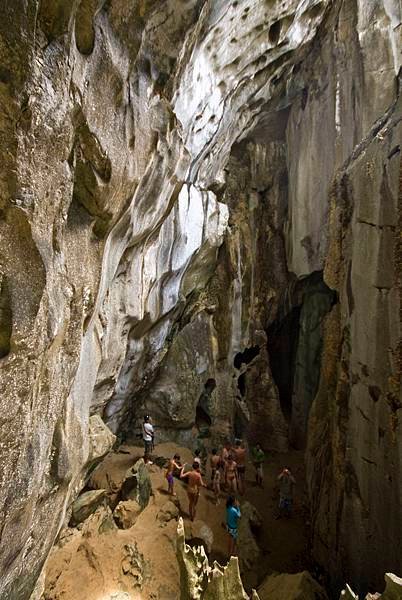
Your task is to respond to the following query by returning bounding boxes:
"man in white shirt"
[142,415,154,463]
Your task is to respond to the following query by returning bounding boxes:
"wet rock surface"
[0,0,400,598]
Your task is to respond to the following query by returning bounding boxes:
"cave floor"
[139,441,310,589]
[43,442,310,599]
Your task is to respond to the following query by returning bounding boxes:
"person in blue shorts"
[226,495,241,556]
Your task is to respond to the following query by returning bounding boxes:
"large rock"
[157,499,180,528]
[120,458,152,509]
[87,414,116,466]
[113,499,142,530]
[258,571,328,600]
[238,501,263,588]
[71,489,106,525]
[184,519,214,554]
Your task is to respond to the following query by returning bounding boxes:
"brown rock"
[258,571,328,600]
[113,500,142,530]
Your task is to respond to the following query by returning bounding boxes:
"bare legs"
[228,533,238,557]
[188,492,199,521]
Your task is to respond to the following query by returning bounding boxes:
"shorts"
[144,440,153,454]
[166,473,174,485]
[279,497,292,511]
[254,463,263,477]
[237,465,246,475]
[227,526,238,540]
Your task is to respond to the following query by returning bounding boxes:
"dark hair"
[174,454,180,460]
[144,415,150,421]
[192,462,200,470]
[228,454,234,461]
[212,448,217,454]
[194,449,200,456]
[226,495,235,508]
[235,439,241,447]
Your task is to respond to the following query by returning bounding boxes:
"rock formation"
[0,0,400,598]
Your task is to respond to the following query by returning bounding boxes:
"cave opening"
[195,378,216,435]
[266,306,301,420]
[233,345,260,369]
[237,372,246,397]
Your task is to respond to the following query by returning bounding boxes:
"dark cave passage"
[266,306,301,421]
[266,272,337,447]
[233,345,260,369]
[195,378,216,435]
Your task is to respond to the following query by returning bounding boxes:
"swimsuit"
[237,465,246,474]
[188,485,200,497]
[166,472,174,485]
[227,526,238,540]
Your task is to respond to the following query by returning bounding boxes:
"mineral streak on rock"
[0,0,401,598]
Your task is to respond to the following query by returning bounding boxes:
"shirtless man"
[224,454,238,494]
[166,453,181,496]
[180,462,206,521]
[232,440,246,495]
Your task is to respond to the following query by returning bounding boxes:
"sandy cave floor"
[43,442,310,600]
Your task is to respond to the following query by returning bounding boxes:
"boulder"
[120,459,152,509]
[157,500,180,527]
[238,501,263,587]
[87,415,116,466]
[71,489,106,525]
[258,571,328,600]
[114,500,142,529]
[80,505,117,535]
[184,519,214,554]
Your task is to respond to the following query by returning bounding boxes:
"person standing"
[221,441,231,487]
[224,454,238,494]
[142,415,154,464]
[277,467,296,518]
[165,454,181,495]
[251,443,265,487]
[212,466,221,505]
[180,462,206,521]
[226,496,241,556]
[193,449,202,468]
[209,448,221,486]
[232,439,246,495]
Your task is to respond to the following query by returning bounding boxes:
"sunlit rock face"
[0,0,400,598]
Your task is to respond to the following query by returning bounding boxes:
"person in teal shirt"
[226,496,241,556]
[251,443,265,487]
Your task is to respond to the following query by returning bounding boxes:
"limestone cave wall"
[0,1,400,599]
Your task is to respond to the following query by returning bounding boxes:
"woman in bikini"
[166,453,181,495]
[180,462,206,521]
